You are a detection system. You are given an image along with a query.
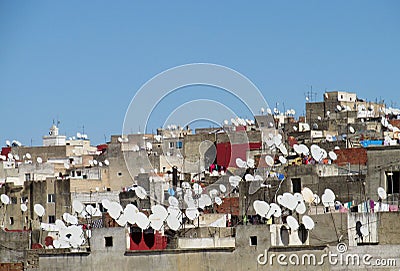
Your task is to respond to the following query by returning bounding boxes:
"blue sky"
[0,1,399,145]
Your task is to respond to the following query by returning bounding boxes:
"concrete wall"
[0,229,29,263]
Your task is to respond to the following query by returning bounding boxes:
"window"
[386,171,400,194]
[250,236,257,246]
[25,173,31,181]
[48,215,56,224]
[169,142,175,149]
[10,197,17,204]
[292,178,301,193]
[105,236,113,247]
[176,141,183,149]
[48,194,55,203]
[9,217,14,225]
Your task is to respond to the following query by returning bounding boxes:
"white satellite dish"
[312,194,321,205]
[193,183,202,195]
[278,144,288,156]
[223,120,229,125]
[301,187,314,204]
[149,214,164,230]
[328,151,337,161]
[135,186,147,199]
[115,213,128,227]
[236,158,247,168]
[101,199,111,210]
[377,187,387,200]
[293,126,298,131]
[166,215,181,231]
[286,215,299,230]
[279,156,287,164]
[265,156,274,167]
[72,200,85,214]
[214,196,222,205]
[1,194,10,205]
[360,225,369,237]
[229,175,241,187]
[336,105,342,111]
[349,126,355,134]
[185,208,199,220]
[135,212,150,230]
[37,157,43,164]
[245,174,254,182]
[168,196,179,207]
[108,202,123,219]
[266,203,282,219]
[20,203,28,212]
[5,140,11,146]
[151,205,168,220]
[219,184,226,193]
[55,219,66,230]
[104,159,110,166]
[321,189,335,207]
[253,200,270,217]
[298,144,309,155]
[34,204,45,217]
[302,215,315,230]
[247,158,255,168]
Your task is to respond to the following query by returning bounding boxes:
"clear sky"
[0,1,399,145]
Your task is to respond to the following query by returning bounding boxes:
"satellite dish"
[135,186,147,199]
[168,196,179,207]
[312,194,321,205]
[253,200,270,217]
[166,215,181,231]
[321,189,335,207]
[108,202,123,219]
[55,219,66,230]
[261,107,265,113]
[265,155,274,167]
[360,225,369,237]
[151,205,168,220]
[293,126,298,131]
[219,184,226,193]
[5,140,11,146]
[349,126,355,134]
[286,215,299,230]
[245,174,255,182]
[278,144,288,156]
[328,151,337,161]
[279,156,287,164]
[135,212,150,230]
[266,203,282,219]
[34,204,45,217]
[235,158,247,168]
[214,196,222,205]
[302,215,315,230]
[36,157,43,164]
[21,203,28,212]
[223,120,229,125]
[72,200,85,214]
[101,199,111,210]
[300,188,313,204]
[185,208,199,220]
[115,213,128,227]
[298,144,309,155]
[336,105,342,112]
[266,108,272,115]
[229,175,241,187]
[377,187,387,200]
[1,194,10,205]
[247,158,255,168]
